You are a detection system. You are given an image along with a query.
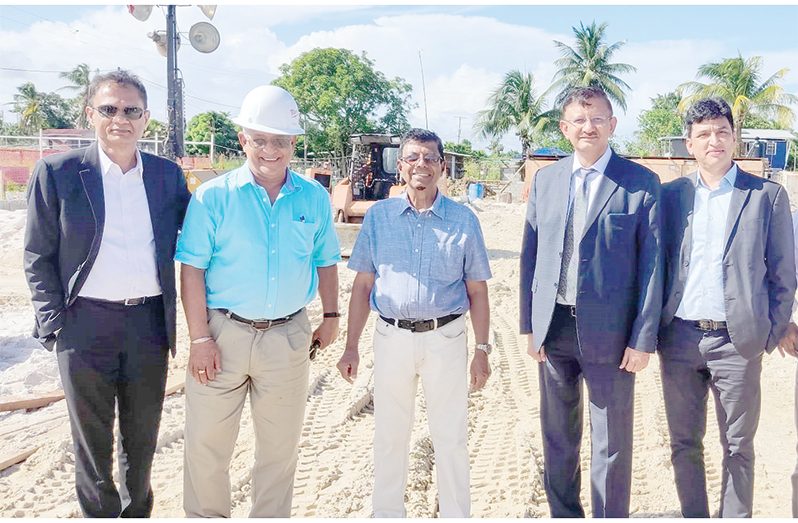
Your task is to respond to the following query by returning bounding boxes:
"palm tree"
[678,54,797,155]
[548,21,636,112]
[59,63,93,128]
[474,70,554,157]
[12,82,48,134]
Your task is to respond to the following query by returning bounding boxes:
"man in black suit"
[24,69,190,517]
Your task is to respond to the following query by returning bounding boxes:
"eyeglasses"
[400,154,443,165]
[92,105,146,121]
[245,134,294,149]
[561,116,613,128]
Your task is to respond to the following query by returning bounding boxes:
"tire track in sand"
[468,305,546,517]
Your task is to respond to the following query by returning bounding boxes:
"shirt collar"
[236,165,299,194]
[695,163,737,190]
[398,189,446,219]
[571,146,612,176]
[97,145,143,178]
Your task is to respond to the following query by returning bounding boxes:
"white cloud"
[2,6,797,154]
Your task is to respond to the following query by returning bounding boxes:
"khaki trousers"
[183,308,311,517]
[372,315,470,518]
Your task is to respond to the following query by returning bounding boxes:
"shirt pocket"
[289,220,316,257]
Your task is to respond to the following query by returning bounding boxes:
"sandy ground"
[0,200,796,518]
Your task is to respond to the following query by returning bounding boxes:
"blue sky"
[2,4,797,151]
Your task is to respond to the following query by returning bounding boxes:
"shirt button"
[417,224,421,228]
[414,249,419,253]
[413,273,417,276]
[271,224,276,228]
[268,304,272,308]
[271,277,275,281]
[271,250,276,254]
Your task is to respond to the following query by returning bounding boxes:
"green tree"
[59,63,94,128]
[144,118,167,139]
[549,21,636,112]
[12,82,73,133]
[185,111,241,156]
[530,127,574,155]
[443,139,486,159]
[678,54,797,154]
[273,48,413,165]
[474,70,554,157]
[626,91,683,156]
[741,113,788,130]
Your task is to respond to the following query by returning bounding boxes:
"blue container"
[468,182,484,201]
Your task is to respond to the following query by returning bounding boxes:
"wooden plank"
[0,376,183,415]
[0,447,38,472]
[0,391,65,413]
[165,376,185,396]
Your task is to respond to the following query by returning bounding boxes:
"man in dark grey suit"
[520,86,662,517]
[24,70,190,517]
[659,97,796,517]
[776,208,798,518]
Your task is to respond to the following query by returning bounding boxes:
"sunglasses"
[245,134,294,149]
[400,155,443,165]
[92,104,146,121]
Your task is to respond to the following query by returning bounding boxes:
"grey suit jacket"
[519,151,663,363]
[660,168,796,359]
[24,144,191,354]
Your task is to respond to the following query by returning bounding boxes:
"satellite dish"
[148,30,180,58]
[127,5,152,22]
[188,22,220,53]
[198,5,217,20]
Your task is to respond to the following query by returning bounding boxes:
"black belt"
[555,303,577,318]
[681,318,728,331]
[82,295,161,306]
[218,308,302,330]
[379,313,461,333]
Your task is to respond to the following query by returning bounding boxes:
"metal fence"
[0,133,214,161]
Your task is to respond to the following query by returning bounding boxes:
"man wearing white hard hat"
[176,85,341,517]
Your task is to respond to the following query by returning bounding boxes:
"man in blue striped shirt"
[176,85,341,517]
[337,128,492,517]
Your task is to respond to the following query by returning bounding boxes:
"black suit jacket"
[24,144,191,354]
[519,152,663,363]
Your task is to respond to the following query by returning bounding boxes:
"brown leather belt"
[218,308,302,330]
[379,313,461,333]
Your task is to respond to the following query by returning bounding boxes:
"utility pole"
[418,50,429,129]
[455,115,466,144]
[165,5,184,159]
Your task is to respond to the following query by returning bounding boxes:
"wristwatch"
[475,343,492,355]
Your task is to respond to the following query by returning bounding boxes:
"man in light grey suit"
[520,86,662,517]
[659,97,796,518]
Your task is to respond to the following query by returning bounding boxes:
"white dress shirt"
[569,146,613,213]
[79,147,162,300]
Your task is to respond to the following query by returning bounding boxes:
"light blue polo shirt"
[348,190,492,320]
[175,165,341,320]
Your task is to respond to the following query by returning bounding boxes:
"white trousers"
[183,308,311,517]
[372,314,470,518]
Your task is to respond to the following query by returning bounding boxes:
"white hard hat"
[232,85,305,136]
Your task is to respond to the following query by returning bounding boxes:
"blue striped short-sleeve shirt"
[348,191,491,320]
